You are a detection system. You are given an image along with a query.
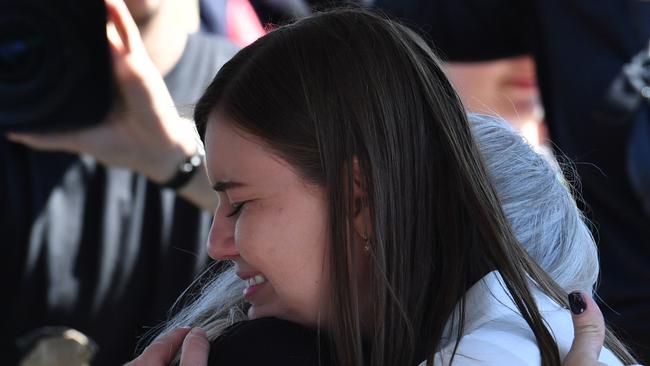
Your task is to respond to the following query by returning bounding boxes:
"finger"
[104,0,142,53]
[138,327,192,365]
[179,328,210,366]
[566,291,605,364]
[105,0,130,51]
[106,21,125,56]
[6,132,82,153]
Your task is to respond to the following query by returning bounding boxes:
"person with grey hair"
[470,113,599,294]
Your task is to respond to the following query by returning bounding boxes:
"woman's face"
[204,112,331,326]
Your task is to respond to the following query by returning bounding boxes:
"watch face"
[18,328,97,366]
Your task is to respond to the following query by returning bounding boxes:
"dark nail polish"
[568,292,587,315]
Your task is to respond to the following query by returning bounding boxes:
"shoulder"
[432,271,625,366]
[209,318,331,366]
[166,32,239,104]
[431,314,542,365]
[186,32,239,69]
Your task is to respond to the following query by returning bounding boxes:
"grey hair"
[139,264,245,356]
[147,113,599,350]
[470,113,599,294]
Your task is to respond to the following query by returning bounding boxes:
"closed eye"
[226,202,247,218]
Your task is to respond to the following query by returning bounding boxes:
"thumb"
[564,291,606,366]
[179,328,210,366]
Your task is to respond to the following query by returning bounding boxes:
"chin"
[248,306,314,328]
[247,304,277,320]
[124,0,162,23]
[512,100,540,119]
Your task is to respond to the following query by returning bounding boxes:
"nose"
[207,202,239,260]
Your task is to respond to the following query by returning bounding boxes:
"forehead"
[203,111,295,187]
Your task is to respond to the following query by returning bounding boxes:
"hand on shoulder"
[126,327,209,366]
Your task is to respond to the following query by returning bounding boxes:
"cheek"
[236,195,331,319]
[448,67,497,105]
[238,194,328,256]
[475,67,507,95]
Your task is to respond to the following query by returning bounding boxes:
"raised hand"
[7,0,198,184]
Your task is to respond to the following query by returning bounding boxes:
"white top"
[421,271,624,365]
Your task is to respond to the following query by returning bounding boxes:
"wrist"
[159,148,205,190]
[140,117,201,184]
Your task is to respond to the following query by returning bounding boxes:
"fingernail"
[568,291,587,315]
[190,327,207,337]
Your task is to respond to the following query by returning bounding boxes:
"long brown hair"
[194,8,636,365]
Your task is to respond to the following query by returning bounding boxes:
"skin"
[124,0,164,23]
[446,55,547,146]
[123,0,191,76]
[204,110,333,326]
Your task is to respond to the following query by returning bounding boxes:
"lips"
[505,75,537,89]
[237,272,269,300]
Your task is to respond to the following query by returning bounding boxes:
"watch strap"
[160,150,204,189]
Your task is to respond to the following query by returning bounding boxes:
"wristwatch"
[160,147,205,190]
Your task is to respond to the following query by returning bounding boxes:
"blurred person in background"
[199,0,550,148]
[199,0,266,47]
[445,55,548,149]
[373,0,650,361]
[2,0,237,364]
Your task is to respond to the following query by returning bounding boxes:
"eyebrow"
[212,181,246,192]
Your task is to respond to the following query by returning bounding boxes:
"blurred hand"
[125,327,210,366]
[7,0,197,184]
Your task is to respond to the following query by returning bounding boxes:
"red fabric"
[226,0,266,47]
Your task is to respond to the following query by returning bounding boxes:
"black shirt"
[209,318,332,365]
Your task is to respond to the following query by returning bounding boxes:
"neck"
[136,0,191,77]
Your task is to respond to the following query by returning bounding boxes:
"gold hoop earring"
[361,230,371,252]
